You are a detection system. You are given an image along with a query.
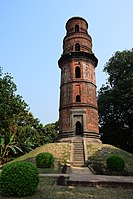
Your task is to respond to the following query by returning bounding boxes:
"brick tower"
[58,17,100,142]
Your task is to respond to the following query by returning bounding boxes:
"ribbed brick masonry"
[58,17,100,140]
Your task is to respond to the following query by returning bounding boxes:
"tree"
[0,68,28,132]
[0,67,59,164]
[43,121,59,143]
[0,67,29,163]
[98,49,133,153]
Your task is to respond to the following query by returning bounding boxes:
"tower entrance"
[75,121,82,136]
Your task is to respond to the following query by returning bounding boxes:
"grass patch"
[87,143,133,175]
[0,176,133,199]
[0,143,71,169]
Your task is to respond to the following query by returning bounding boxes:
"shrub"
[106,155,125,172]
[36,152,54,168]
[0,161,39,196]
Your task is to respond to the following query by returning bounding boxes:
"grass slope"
[87,143,133,175]
[1,142,133,175]
[0,143,71,169]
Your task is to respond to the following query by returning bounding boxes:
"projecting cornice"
[58,51,98,68]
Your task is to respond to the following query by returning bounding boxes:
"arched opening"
[75,121,82,136]
[76,95,81,102]
[75,43,80,51]
[75,24,79,32]
[75,66,81,78]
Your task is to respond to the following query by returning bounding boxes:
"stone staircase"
[72,137,85,167]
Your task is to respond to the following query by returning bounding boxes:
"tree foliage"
[0,67,59,164]
[98,49,133,153]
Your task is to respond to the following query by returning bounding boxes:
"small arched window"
[75,66,81,78]
[76,95,81,102]
[75,43,80,51]
[75,24,79,32]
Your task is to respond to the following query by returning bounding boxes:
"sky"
[0,0,133,125]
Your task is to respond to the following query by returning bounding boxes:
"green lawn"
[0,177,133,199]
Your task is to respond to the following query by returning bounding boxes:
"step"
[73,159,84,162]
[73,156,84,160]
[73,155,84,158]
[74,145,83,148]
[73,143,83,145]
[72,161,84,165]
[74,149,83,151]
[73,155,84,157]
[73,138,83,141]
[73,147,83,150]
[73,154,84,156]
[73,150,84,152]
[68,173,133,187]
[73,142,83,144]
[72,162,85,167]
[73,146,83,148]
[73,157,84,159]
[72,162,84,165]
[73,152,84,154]
[72,138,85,167]
[73,154,84,157]
[73,156,84,159]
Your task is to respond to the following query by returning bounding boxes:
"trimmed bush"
[106,155,125,172]
[0,161,39,196]
[36,152,54,168]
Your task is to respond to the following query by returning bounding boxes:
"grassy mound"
[1,142,133,176]
[87,143,133,175]
[0,143,71,171]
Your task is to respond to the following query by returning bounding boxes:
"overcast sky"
[0,0,133,124]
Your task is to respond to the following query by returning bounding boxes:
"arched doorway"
[75,121,83,136]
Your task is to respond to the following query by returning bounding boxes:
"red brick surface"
[58,17,99,139]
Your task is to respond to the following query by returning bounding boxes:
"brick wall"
[58,17,99,139]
